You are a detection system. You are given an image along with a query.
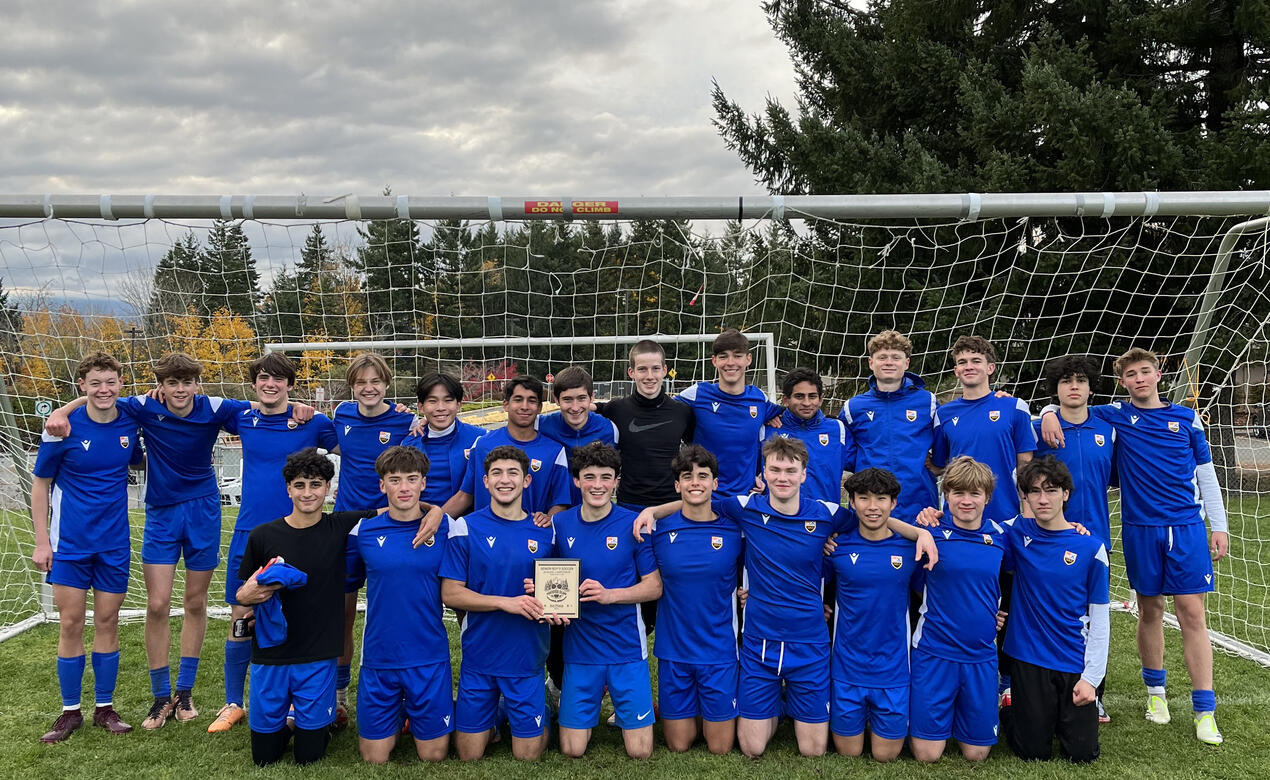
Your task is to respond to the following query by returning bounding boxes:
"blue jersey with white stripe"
[679,382,781,497]
[762,409,854,503]
[460,427,571,514]
[332,402,416,512]
[118,394,250,506]
[840,373,938,523]
[438,507,555,676]
[536,411,619,505]
[33,407,141,555]
[347,512,451,669]
[401,420,485,506]
[552,504,656,664]
[1002,517,1110,675]
[1033,414,1116,547]
[912,519,1010,663]
[717,494,851,644]
[1089,401,1211,526]
[650,510,744,664]
[828,530,920,687]
[224,407,338,532]
[933,394,1036,521]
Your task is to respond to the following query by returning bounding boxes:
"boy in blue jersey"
[440,445,558,761]
[537,366,619,506]
[762,367,854,503]
[209,352,338,734]
[401,372,483,507]
[827,468,921,762]
[1000,458,1109,762]
[552,442,661,759]
[678,328,781,497]
[909,457,1008,763]
[330,352,417,726]
[651,445,743,755]
[32,353,142,743]
[932,335,1036,522]
[347,446,453,763]
[840,330,938,523]
[1040,348,1229,745]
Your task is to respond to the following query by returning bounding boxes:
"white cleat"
[1145,694,1171,725]
[1194,712,1223,745]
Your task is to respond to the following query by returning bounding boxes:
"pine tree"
[201,220,261,319]
[148,232,203,332]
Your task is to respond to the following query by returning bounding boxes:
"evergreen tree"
[147,232,203,332]
[0,277,23,355]
[352,189,428,338]
[201,220,261,319]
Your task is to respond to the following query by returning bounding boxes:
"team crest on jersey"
[906,409,918,422]
[749,405,758,418]
[378,431,390,444]
[1168,421,1180,433]
[804,521,817,533]
[528,539,539,554]
[119,436,129,449]
[1063,550,1077,565]
[530,458,542,472]
[982,534,993,545]
[818,433,829,446]
[1095,433,1106,447]
[287,419,298,430]
[989,410,1001,422]
[711,535,723,550]
[423,536,435,547]
[606,536,618,550]
[464,448,472,460]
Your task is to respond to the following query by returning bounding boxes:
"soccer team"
[29,328,1230,766]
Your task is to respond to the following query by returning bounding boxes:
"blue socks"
[176,656,199,692]
[91,651,119,707]
[1142,666,1167,695]
[337,663,351,691]
[224,640,251,706]
[57,655,85,709]
[150,665,171,699]
[1192,689,1217,713]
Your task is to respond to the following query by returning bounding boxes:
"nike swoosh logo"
[628,420,671,433]
[637,710,652,720]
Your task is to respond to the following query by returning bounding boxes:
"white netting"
[0,210,1266,663]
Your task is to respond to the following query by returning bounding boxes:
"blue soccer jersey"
[762,409,855,504]
[716,494,851,644]
[459,427,571,514]
[33,407,141,555]
[1002,517,1110,675]
[552,504,657,663]
[932,395,1036,521]
[536,411,620,505]
[828,530,920,687]
[840,373,939,523]
[401,420,485,507]
[911,519,1009,663]
[332,401,416,512]
[679,382,781,497]
[651,510,744,664]
[438,507,556,676]
[117,394,250,507]
[224,407,338,533]
[347,512,451,669]
[1033,414,1116,547]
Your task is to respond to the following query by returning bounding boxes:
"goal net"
[0,195,1266,666]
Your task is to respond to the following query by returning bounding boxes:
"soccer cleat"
[1194,712,1223,745]
[92,706,132,735]
[141,697,175,730]
[1096,697,1111,724]
[999,687,1012,708]
[174,689,198,723]
[1145,694,1171,725]
[207,703,244,733]
[40,709,84,743]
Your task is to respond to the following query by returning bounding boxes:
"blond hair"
[941,456,995,499]
[1112,347,1160,377]
[867,330,912,357]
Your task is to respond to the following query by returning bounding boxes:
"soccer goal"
[0,191,1267,668]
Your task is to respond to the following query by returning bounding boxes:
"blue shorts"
[908,649,998,746]
[1122,523,1214,597]
[357,662,454,740]
[141,494,221,570]
[48,547,130,594]
[224,528,251,605]
[559,660,654,730]
[248,659,336,732]
[657,658,738,722]
[455,667,546,739]
[738,635,830,723]
[831,682,908,740]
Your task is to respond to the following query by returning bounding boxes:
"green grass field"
[0,502,1268,777]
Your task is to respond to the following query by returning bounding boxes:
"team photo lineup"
[30,327,1232,767]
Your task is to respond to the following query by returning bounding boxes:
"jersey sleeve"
[838,420,857,474]
[345,520,367,590]
[1088,543,1111,604]
[221,411,243,435]
[931,412,949,468]
[209,397,252,425]
[115,395,145,420]
[1012,399,1037,454]
[711,496,743,523]
[763,399,782,422]
[32,434,66,479]
[1188,410,1214,465]
[459,438,482,496]
[682,403,696,444]
[634,536,657,577]
[437,516,470,582]
[545,449,572,508]
[314,414,338,450]
[237,527,266,583]
[826,503,858,535]
[329,510,372,532]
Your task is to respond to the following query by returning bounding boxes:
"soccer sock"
[91,650,120,707]
[1191,689,1217,714]
[57,655,86,709]
[150,665,172,699]
[176,655,199,692]
[224,640,251,707]
[336,663,351,693]
[999,673,1012,694]
[1141,667,1167,696]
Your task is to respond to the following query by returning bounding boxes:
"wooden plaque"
[534,558,580,619]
